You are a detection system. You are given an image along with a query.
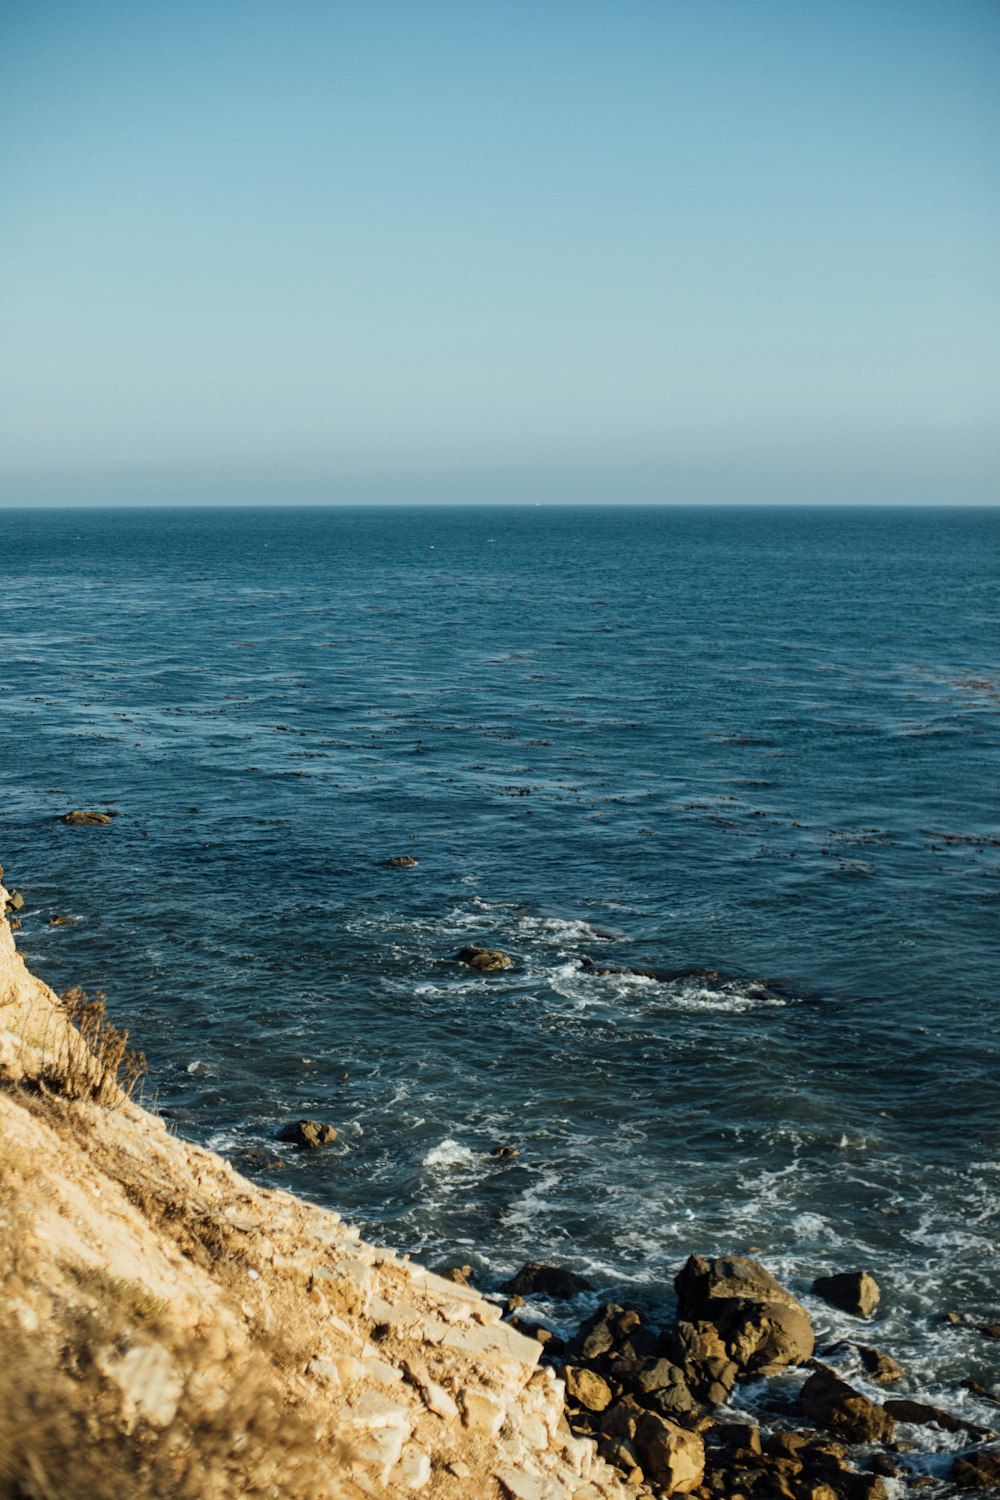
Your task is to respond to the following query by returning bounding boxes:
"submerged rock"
[453,945,513,972]
[503,1261,593,1300]
[384,855,418,868]
[276,1119,337,1150]
[61,810,115,826]
[491,1143,518,1160]
[813,1270,881,1318]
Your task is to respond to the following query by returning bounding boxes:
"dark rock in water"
[61,810,115,826]
[453,944,513,972]
[47,915,71,927]
[674,1255,814,1376]
[883,1398,994,1440]
[856,1344,904,1384]
[813,1270,881,1318]
[798,1366,896,1444]
[491,1143,518,1159]
[277,1119,337,1149]
[953,1447,1000,1489]
[384,855,419,868]
[963,1379,1000,1408]
[503,1261,593,1299]
[579,957,675,981]
[564,1365,613,1412]
[977,1322,1000,1340]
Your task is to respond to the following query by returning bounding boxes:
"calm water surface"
[1,505,997,1464]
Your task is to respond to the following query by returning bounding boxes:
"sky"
[0,0,997,506]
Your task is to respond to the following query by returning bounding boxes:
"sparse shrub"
[34,988,148,1107]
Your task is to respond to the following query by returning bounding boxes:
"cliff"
[0,886,634,1500]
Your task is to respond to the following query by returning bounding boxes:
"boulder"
[668,1321,739,1404]
[676,1255,803,1318]
[6,890,25,912]
[276,1119,337,1149]
[564,1366,613,1413]
[61,810,115,826]
[856,1345,903,1384]
[953,1447,1000,1489]
[883,1398,994,1440]
[674,1256,814,1376]
[454,945,513,973]
[384,855,418,868]
[47,915,72,927]
[491,1144,518,1160]
[633,1411,705,1494]
[813,1271,880,1318]
[503,1262,593,1300]
[798,1368,895,1444]
[632,1358,699,1417]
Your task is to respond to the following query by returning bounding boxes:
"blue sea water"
[1,504,998,1451]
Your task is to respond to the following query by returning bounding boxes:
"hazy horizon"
[2,1,997,509]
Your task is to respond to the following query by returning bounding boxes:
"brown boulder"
[674,1255,814,1376]
[856,1345,903,1384]
[634,1411,705,1494]
[61,810,115,826]
[798,1368,895,1444]
[384,855,419,868]
[953,1447,1000,1489]
[454,945,513,972]
[564,1366,613,1413]
[676,1255,804,1317]
[277,1119,336,1149]
[883,1398,993,1440]
[503,1262,593,1300]
[813,1271,881,1319]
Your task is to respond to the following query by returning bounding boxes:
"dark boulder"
[813,1271,881,1318]
[61,810,115,826]
[384,855,418,868]
[953,1447,1000,1489]
[798,1367,896,1444]
[674,1255,814,1377]
[856,1345,903,1384]
[503,1261,593,1300]
[883,1398,994,1440]
[277,1119,337,1149]
[453,944,513,972]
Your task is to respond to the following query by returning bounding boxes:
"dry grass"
[29,988,147,1107]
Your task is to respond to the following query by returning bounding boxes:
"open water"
[1,504,997,1472]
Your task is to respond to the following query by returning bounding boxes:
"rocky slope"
[0,885,635,1500]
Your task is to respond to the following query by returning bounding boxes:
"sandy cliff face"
[0,894,633,1500]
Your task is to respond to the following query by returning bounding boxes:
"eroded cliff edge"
[0,891,634,1500]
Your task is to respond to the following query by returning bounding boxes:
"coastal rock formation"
[674,1253,815,1376]
[813,1271,881,1319]
[61,809,116,825]
[453,944,514,972]
[0,889,632,1500]
[798,1367,896,1444]
[277,1118,338,1149]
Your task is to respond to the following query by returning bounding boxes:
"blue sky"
[1,0,997,505]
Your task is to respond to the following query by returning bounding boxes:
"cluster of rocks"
[492,1254,1000,1499]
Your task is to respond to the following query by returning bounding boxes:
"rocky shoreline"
[1,870,998,1499]
[469,1253,1000,1498]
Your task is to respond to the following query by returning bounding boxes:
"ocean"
[1,503,997,1470]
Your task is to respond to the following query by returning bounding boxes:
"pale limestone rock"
[495,1467,552,1500]
[95,1343,184,1431]
[352,1422,407,1484]
[460,1387,507,1435]
[396,1446,432,1490]
[346,1389,411,1431]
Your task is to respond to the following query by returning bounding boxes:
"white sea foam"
[422,1139,478,1169]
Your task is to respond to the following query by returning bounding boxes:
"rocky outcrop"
[674,1253,815,1377]
[798,1367,896,1444]
[0,891,632,1500]
[453,945,514,972]
[813,1271,881,1319]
